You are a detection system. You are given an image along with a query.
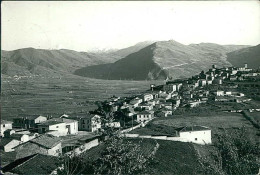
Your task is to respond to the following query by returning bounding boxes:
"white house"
[136,111,154,122]
[199,79,207,86]
[207,80,213,85]
[62,118,78,135]
[13,115,47,130]
[1,120,13,137]
[176,126,212,145]
[225,91,232,96]
[14,135,62,159]
[141,94,153,102]
[161,108,173,117]
[215,90,224,96]
[139,103,153,111]
[10,133,30,143]
[38,119,67,136]
[77,114,102,132]
[129,97,143,107]
[38,118,78,136]
[163,84,177,93]
[0,138,21,152]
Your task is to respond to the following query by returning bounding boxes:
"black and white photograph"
[1,1,260,174]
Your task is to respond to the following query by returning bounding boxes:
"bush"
[201,128,260,175]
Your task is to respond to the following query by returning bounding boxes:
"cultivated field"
[152,112,259,143]
[1,74,163,120]
[153,112,253,131]
[250,111,260,123]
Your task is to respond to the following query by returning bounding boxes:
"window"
[82,120,85,124]
[56,126,59,128]
[195,138,197,141]
[82,124,85,128]
[3,124,5,127]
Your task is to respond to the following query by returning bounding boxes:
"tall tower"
[150,84,155,91]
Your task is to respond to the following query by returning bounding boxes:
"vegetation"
[93,136,157,175]
[58,135,157,175]
[199,128,260,175]
[242,111,260,129]
[147,140,203,175]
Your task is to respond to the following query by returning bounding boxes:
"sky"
[2,1,260,52]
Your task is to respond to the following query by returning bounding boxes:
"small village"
[1,64,260,174]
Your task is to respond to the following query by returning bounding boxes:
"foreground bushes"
[200,128,260,175]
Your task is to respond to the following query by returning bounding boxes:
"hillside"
[75,44,168,80]
[227,44,260,69]
[1,41,154,77]
[1,48,100,76]
[75,40,248,80]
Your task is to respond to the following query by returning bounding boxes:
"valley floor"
[1,74,163,120]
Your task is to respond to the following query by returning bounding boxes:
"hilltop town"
[1,64,260,174]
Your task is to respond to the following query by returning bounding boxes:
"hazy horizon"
[1,39,258,52]
[2,1,260,52]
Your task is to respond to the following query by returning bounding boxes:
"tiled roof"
[1,120,13,124]
[38,118,64,126]
[10,134,26,140]
[3,154,59,175]
[71,114,100,119]
[0,138,18,147]
[18,114,46,120]
[137,111,153,115]
[62,118,78,124]
[30,134,62,149]
[176,126,210,132]
[39,120,63,126]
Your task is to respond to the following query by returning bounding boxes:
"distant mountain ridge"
[75,40,249,80]
[1,41,154,76]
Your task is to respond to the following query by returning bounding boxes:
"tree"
[58,110,157,175]
[57,152,91,175]
[200,128,260,175]
[93,135,156,175]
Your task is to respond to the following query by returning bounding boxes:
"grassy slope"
[82,138,202,175]
[147,140,203,175]
[227,44,260,69]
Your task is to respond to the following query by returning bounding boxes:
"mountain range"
[74,40,251,80]
[2,40,259,80]
[1,41,154,77]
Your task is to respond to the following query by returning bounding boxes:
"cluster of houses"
[0,113,104,174]
[1,64,258,174]
[103,64,255,123]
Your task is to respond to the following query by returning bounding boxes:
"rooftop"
[1,120,13,124]
[30,134,62,149]
[38,119,64,126]
[137,111,153,115]
[176,126,210,132]
[0,138,19,147]
[2,154,59,175]
[18,114,46,120]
